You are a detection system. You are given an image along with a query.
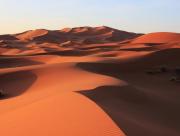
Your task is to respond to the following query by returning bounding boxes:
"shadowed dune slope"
[0,57,43,68]
[0,71,37,99]
[77,47,180,136]
[0,62,125,136]
[0,26,180,136]
[0,35,17,41]
[79,84,180,136]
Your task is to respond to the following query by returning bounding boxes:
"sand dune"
[77,48,180,136]
[0,34,17,40]
[0,26,180,136]
[16,29,49,41]
[132,32,180,44]
[0,63,124,136]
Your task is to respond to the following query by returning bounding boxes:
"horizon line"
[0,25,180,35]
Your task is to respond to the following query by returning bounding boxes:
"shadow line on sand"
[0,57,44,68]
[77,62,180,136]
[0,71,37,100]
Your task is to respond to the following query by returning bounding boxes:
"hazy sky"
[0,0,179,34]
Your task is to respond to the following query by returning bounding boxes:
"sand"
[0,26,180,136]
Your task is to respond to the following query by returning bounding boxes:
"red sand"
[132,32,180,44]
[0,26,180,136]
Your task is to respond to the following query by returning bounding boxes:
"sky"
[0,0,179,34]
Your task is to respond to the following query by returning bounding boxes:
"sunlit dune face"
[0,26,180,136]
[132,32,180,44]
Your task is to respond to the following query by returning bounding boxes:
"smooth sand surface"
[0,27,180,136]
[132,32,180,44]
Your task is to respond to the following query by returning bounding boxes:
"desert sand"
[0,26,180,136]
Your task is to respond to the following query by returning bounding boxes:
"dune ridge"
[0,26,180,136]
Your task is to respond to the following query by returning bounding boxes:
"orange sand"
[0,26,180,136]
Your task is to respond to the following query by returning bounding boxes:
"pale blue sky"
[0,0,179,34]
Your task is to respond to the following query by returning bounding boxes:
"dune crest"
[132,32,180,44]
[0,26,180,136]
[16,29,49,41]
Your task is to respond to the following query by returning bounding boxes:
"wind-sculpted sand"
[0,26,180,136]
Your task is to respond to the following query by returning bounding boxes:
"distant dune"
[16,29,49,41]
[14,26,141,44]
[132,32,180,44]
[0,26,180,136]
[0,34,17,41]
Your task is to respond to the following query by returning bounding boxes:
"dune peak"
[132,32,180,44]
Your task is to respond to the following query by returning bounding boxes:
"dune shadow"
[119,47,156,52]
[35,49,100,56]
[79,45,118,50]
[77,62,180,136]
[0,71,37,100]
[0,57,44,68]
[79,85,180,136]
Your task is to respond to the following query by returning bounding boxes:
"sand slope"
[132,32,180,44]
[0,26,180,136]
